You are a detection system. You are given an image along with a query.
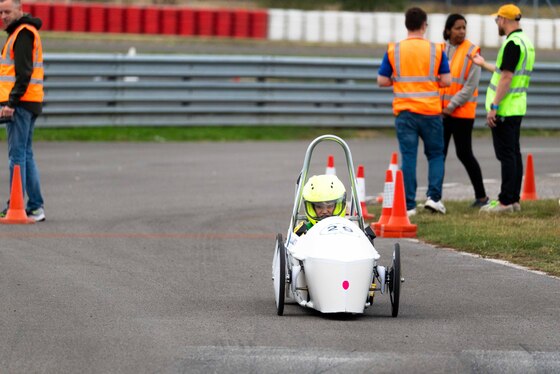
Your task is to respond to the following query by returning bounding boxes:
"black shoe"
[471,197,489,208]
[0,208,6,218]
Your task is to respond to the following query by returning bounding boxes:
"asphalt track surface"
[0,136,559,373]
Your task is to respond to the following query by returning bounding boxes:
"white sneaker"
[407,208,417,217]
[424,198,446,214]
[27,207,46,222]
[479,200,514,213]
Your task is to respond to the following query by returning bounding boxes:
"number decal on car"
[321,224,356,235]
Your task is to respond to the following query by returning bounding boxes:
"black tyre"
[389,243,401,317]
[273,233,286,316]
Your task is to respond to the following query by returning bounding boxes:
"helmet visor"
[304,195,346,224]
[313,201,336,210]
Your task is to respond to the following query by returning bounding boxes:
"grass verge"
[21,126,395,142]
[14,126,560,142]
[368,200,560,277]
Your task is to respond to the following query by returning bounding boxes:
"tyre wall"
[23,3,559,49]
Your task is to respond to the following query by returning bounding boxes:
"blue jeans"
[395,111,445,210]
[6,107,44,211]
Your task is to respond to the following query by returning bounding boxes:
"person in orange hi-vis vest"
[377,7,451,217]
[440,14,489,208]
[0,0,45,222]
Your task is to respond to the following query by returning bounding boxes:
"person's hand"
[442,107,453,117]
[0,106,14,118]
[467,53,485,67]
[486,109,497,128]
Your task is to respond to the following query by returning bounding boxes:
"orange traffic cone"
[326,155,336,175]
[356,164,375,220]
[380,170,417,238]
[521,153,538,201]
[371,169,394,236]
[388,152,399,181]
[372,152,399,206]
[0,165,34,224]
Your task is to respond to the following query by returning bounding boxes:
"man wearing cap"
[470,4,535,214]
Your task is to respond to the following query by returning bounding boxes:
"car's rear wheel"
[389,243,401,317]
[272,233,286,316]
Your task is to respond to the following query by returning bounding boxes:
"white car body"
[287,216,380,314]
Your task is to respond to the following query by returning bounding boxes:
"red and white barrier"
[304,11,321,42]
[21,3,560,50]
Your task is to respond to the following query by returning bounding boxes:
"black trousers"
[491,116,523,205]
[443,116,487,200]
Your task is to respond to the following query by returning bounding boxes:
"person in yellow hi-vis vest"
[470,4,535,214]
[440,13,489,208]
[0,0,45,221]
[377,7,451,217]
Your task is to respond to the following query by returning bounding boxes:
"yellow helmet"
[302,174,346,225]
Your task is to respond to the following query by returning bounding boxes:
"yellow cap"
[492,4,522,20]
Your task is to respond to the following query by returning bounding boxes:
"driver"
[294,174,347,236]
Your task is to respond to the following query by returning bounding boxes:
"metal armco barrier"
[39,54,560,128]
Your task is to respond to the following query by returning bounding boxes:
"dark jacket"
[2,14,42,115]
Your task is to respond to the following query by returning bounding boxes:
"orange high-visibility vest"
[0,24,44,103]
[387,38,443,116]
[440,40,479,119]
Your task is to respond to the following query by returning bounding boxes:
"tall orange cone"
[373,152,399,206]
[521,153,538,201]
[356,164,375,220]
[0,165,34,224]
[371,169,394,236]
[325,155,336,175]
[388,152,399,181]
[380,170,417,238]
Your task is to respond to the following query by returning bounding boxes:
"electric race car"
[272,135,402,317]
